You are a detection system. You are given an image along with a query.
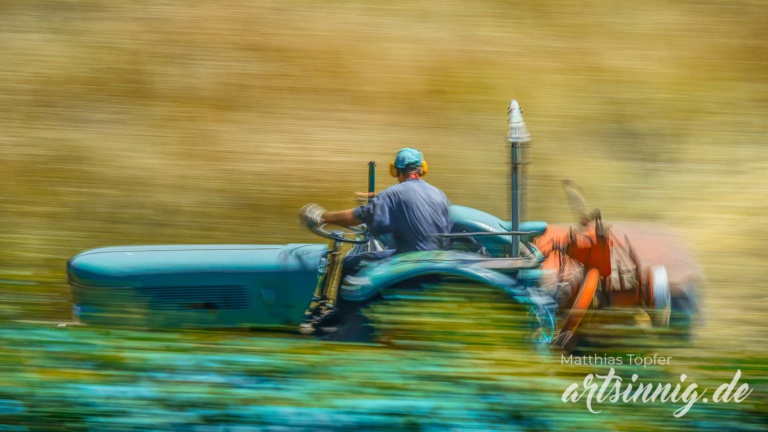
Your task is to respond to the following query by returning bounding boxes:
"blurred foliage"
[0,0,767,430]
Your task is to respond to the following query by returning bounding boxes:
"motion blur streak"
[0,1,766,430]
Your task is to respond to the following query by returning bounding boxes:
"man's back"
[354,179,452,253]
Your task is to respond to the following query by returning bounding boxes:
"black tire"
[669,283,699,341]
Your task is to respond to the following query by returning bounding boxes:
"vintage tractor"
[67,101,700,350]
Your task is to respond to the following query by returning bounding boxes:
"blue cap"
[394,148,424,169]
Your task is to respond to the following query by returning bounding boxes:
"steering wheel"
[310,223,371,245]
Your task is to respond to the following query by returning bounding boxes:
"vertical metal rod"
[520,145,526,224]
[507,100,531,258]
[367,161,376,203]
[364,161,381,251]
[511,142,520,257]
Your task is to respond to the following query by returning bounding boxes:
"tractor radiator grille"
[136,285,249,311]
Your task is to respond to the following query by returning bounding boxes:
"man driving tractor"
[300,148,452,254]
[298,148,452,335]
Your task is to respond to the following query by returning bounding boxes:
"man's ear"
[420,161,428,176]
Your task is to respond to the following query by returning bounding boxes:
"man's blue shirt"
[353,179,452,253]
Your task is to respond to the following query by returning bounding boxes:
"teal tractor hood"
[68,244,327,328]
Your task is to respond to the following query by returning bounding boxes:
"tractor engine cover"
[67,244,327,329]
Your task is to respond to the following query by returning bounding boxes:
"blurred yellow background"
[0,2,767,429]
[0,0,766,351]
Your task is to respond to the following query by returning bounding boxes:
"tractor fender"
[339,250,547,309]
[449,205,548,257]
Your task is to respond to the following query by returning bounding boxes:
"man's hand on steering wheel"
[299,203,326,228]
[299,203,370,244]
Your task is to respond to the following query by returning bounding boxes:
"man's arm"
[322,209,362,227]
[300,203,365,228]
